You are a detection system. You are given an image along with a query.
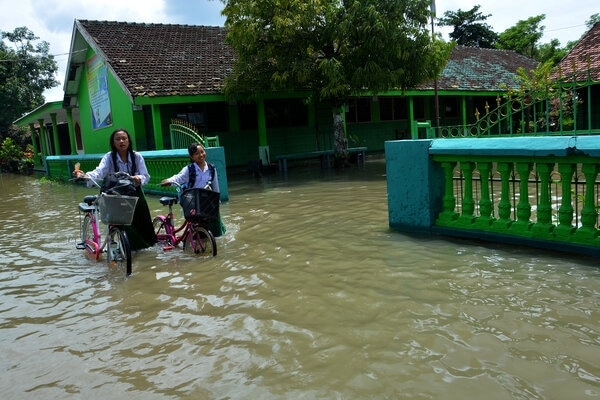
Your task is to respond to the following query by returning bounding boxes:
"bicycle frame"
[154,183,217,256]
[75,173,134,276]
[154,198,193,249]
[77,196,106,259]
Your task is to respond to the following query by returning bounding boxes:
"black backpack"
[100,172,137,196]
[187,163,215,189]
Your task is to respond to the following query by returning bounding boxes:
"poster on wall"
[86,55,112,130]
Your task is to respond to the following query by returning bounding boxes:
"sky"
[1,0,597,103]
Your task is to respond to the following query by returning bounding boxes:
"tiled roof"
[551,22,600,81]
[75,21,537,98]
[418,45,539,91]
[76,20,235,97]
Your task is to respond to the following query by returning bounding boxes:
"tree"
[0,27,59,141]
[437,5,498,48]
[506,61,580,133]
[221,0,452,161]
[586,13,600,29]
[495,15,546,59]
[536,38,568,66]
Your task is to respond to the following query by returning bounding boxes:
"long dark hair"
[110,128,137,174]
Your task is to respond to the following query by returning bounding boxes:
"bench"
[276,150,335,173]
[347,147,367,165]
[276,147,367,173]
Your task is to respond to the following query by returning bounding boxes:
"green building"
[15,20,538,172]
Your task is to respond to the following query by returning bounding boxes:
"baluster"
[532,163,556,237]
[574,163,600,242]
[492,162,513,230]
[436,161,459,226]
[456,162,476,227]
[474,162,494,228]
[555,162,576,238]
[511,162,533,235]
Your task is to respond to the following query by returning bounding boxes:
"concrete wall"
[385,139,444,233]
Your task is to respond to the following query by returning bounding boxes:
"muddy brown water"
[1,160,599,399]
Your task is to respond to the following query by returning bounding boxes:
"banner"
[86,54,112,130]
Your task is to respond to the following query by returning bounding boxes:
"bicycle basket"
[180,188,220,222]
[97,193,138,225]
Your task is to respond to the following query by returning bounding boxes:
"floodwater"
[1,159,600,400]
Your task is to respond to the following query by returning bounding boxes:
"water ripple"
[2,168,600,399]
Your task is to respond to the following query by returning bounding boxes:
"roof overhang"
[13,101,76,128]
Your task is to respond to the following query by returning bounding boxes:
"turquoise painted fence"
[386,136,600,257]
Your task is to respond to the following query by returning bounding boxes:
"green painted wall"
[77,49,142,154]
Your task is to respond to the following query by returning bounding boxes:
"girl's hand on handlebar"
[160,179,171,187]
[72,169,86,179]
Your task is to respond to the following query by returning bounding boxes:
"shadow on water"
[1,161,600,399]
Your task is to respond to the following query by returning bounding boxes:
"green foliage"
[0,137,23,172]
[0,137,34,173]
[586,13,600,29]
[221,0,453,105]
[438,8,600,65]
[495,15,546,59]
[437,5,498,48]
[506,61,582,132]
[536,39,568,66]
[0,27,59,140]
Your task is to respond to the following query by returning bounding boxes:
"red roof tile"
[551,22,600,81]
[77,20,235,97]
[76,21,539,98]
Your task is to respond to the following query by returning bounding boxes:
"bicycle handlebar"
[72,171,135,189]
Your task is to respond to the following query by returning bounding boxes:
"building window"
[442,97,459,118]
[264,98,308,128]
[175,103,228,133]
[346,97,372,123]
[379,97,408,121]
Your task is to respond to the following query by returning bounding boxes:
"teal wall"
[385,140,444,233]
[385,136,600,257]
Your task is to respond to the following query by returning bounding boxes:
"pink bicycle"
[153,183,218,256]
[75,172,138,276]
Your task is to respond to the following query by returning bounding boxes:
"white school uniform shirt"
[166,163,219,193]
[86,151,150,187]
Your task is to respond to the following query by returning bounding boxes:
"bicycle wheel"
[189,225,217,256]
[107,226,132,276]
[81,214,100,259]
[153,217,172,245]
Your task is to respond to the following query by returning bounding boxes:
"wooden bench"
[276,150,335,173]
[276,147,367,173]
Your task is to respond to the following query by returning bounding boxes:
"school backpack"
[100,172,137,196]
[187,163,215,189]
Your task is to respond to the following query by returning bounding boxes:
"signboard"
[86,54,112,129]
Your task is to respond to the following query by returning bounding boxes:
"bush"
[1,137,30,173]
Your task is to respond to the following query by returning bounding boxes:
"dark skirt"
[124,187,157,251]
[205,213,226,237]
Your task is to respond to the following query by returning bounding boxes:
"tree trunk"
[332,109,349,168]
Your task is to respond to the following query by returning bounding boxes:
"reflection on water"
[1,161,600,399]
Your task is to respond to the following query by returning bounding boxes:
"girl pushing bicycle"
[73,128,157,250]
[160,142,225,237]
